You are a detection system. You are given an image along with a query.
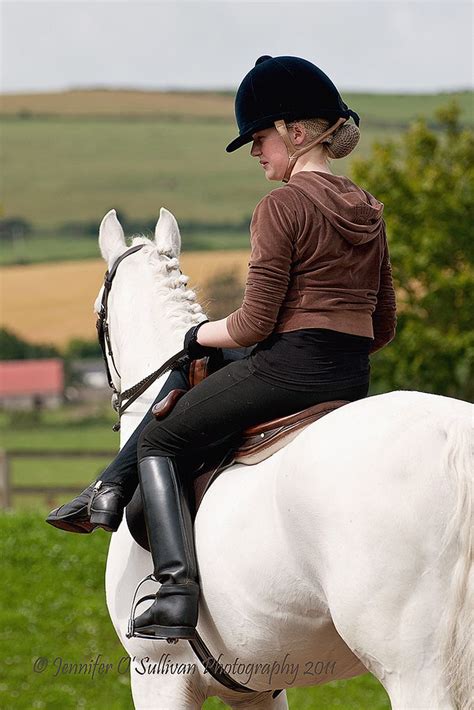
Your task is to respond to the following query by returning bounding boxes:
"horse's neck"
[124,323,184,383]
[118,308,201,445]
[115,269,192,385]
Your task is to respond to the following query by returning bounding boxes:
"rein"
[96,244,186,431]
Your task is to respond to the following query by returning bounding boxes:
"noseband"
[96,244,187,431]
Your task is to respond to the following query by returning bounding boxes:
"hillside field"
[1,116,392,229]
[2,87,471,123]
[0,250,249,346]
[0,88,471,342]
[1,89,471,239]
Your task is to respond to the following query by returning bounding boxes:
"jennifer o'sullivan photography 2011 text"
[33,653,337,686]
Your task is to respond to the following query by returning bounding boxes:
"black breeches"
[137,355,368,462]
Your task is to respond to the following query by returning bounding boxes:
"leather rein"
[96,244,186,431]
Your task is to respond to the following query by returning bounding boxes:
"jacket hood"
[288,171,384,245]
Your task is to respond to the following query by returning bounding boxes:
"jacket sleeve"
[370,224,397,354]
[226,194,295,347]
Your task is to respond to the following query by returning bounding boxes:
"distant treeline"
[0,215,252,241]
[7,110,236,125]
[0,327,100,361]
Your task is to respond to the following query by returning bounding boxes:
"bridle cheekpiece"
[96,244,186,431]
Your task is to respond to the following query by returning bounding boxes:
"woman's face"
[250,127,289,181]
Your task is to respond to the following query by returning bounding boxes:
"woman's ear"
[289,122,306,146]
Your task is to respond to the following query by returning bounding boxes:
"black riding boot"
[45,480,128,533]
[129,455,199,640]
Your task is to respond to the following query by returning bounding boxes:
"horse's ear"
[99,210,126,264]
[154,208,181,258]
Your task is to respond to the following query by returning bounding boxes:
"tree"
[0,218,32,243]
[0,328,60,360]
[64,338,101,359]
[351,100,474,400]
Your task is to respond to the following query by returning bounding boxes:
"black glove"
[183,320,216,361]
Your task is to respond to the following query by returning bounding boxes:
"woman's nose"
[250,141,261,157]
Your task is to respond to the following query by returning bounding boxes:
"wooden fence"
[0,449,116,508]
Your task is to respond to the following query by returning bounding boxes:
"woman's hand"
[183,318,244,361]
[183,321,215,361]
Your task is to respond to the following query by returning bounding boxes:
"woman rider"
[47,55,397,641]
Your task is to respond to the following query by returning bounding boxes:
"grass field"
[0,89,237,119]
[0,510,390,710]
[0,405,118,508]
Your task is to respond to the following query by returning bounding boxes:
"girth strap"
[189,633,283,699]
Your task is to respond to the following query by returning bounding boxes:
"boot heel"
[89,510,121,532]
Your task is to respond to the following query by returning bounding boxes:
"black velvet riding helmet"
[226,55,360,153]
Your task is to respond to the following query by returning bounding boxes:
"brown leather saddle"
[126,356,350,550]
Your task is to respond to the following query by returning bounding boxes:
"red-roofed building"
[0,359,64,409]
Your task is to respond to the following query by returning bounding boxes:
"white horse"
[97,208,472,710]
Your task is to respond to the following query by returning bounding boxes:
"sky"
[1,0,473,94]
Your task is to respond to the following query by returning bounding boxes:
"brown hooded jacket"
[226,170,397,354]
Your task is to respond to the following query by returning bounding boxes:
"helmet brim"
[226,131,254,153]
[225,112,297,153]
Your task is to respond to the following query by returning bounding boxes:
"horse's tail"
[438,412,473,710]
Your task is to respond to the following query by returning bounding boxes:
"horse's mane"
[128,235,207,328]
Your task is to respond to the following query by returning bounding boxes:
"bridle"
[96,244,186,431]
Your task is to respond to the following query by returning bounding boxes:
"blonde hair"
[287,117,360,160]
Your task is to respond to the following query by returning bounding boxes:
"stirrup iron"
[126,574,182,644]
[126,573,157,639]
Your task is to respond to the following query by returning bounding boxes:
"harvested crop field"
[0,250,249,347]
[0,89,235,118]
